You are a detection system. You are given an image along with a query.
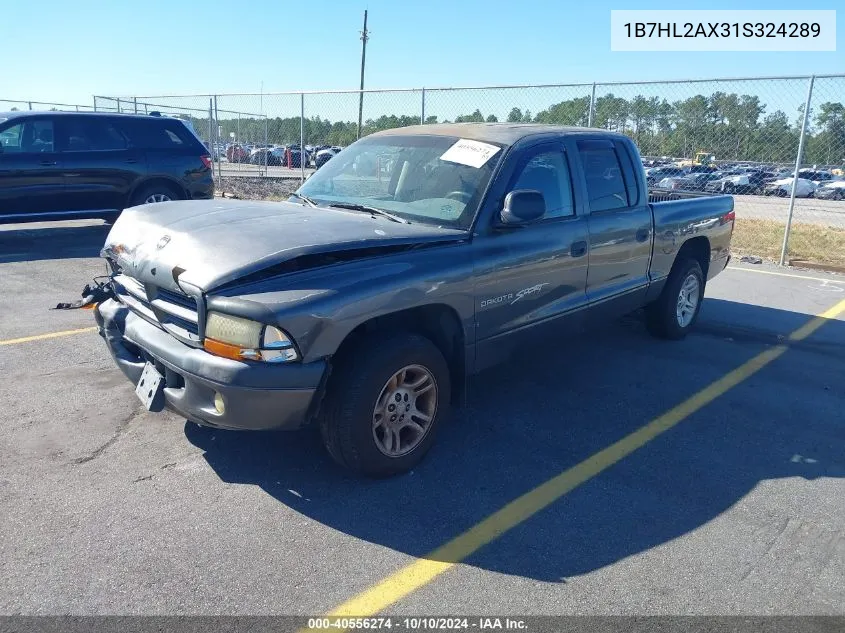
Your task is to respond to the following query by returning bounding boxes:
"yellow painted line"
[0,326,98,346]
[309,297,845,628]
[728,266,845,285]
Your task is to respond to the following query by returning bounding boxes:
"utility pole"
[357,10,369,140]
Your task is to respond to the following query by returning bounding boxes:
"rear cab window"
[116,118,202,150]
[576,138,640,212]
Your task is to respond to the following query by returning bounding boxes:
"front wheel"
[319,333,451,477]
[646,258,705,340]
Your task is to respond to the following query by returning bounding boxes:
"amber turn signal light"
[203,337,252,361]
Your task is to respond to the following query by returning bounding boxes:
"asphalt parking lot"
[1,219,844,617]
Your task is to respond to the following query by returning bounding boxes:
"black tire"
[319,333,451,477]
[645,258,705,340]
[130,182,183,207]
[723,182,735,194]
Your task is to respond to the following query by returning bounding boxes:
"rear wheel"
[319,333,450,477]
[130,183,183,207]
[646,258,705,340]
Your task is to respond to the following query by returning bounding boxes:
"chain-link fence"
[1,99,98,112]
[13,73,845,267]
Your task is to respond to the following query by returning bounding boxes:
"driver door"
[471,141,590,371]
[0,116,65,217]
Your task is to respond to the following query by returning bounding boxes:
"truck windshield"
[294,134,504,229]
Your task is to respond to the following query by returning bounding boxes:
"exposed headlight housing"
[204,312,299,363]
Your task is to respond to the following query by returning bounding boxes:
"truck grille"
[112,274,202,346]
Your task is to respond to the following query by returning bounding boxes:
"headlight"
[204,311,299,363]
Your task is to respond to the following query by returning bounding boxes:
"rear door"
[55,116,145,212]
[0,116,65,217]
[570,137,652,318]
[119,117,207,185]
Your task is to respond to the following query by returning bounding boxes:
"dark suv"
[0,111,214,222]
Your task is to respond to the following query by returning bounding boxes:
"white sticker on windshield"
[439,139,501,168]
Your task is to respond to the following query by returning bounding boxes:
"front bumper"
[95,298,327,431]
[814,189,841,200]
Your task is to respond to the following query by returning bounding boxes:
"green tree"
[807,102,845,164]
[455,109,485,123]
[594,94,627,132]
[506,107,523,122]
[533,96,590,126]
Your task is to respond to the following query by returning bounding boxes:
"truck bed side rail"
[648,188,715,203]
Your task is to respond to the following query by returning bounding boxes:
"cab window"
[510,149,575,219]
[0,119,54,153]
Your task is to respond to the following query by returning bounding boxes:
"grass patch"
[732,218,845,268]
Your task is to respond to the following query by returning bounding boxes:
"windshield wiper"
[289,192,318,207]
[326,202,410,224]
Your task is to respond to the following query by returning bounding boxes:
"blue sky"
[4,0,842,119]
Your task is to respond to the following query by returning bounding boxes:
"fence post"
[117,98,121,113]
[587,83,596,127]
[208,98,214,172]
[300,93,305,184]
[133,97,138,114]
[93,96,98,112]
[779,75,815,267]
[28,102,32,111]
[420,87,426,125]
[214,95,222,185]
[263,116,268,174]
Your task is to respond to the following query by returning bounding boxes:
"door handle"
[570,240,588,258]
[636,228,650,242]
[39,160,57,166]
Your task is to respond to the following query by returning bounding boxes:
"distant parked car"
[646,166,687,187]
[798,169,837,188]
[762,177,816,198]
[315,146,341,168]
[670,172,725,191]
[226,143,250,163]
[0,110,213,223]
[813,179,845,201]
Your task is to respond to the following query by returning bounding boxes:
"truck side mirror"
[499,190,545,226]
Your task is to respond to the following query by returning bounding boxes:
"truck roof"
[369,122,623,146]
[0,110,181,121]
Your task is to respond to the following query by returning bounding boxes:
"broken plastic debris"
[740,255,762,264]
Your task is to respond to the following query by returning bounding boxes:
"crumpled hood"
[102,199,467,292]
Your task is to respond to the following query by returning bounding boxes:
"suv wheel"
[131,183,183,207]
[319,333,450,477]
[645,258,705,340]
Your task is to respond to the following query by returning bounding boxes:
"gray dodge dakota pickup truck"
[93,123,734,476]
